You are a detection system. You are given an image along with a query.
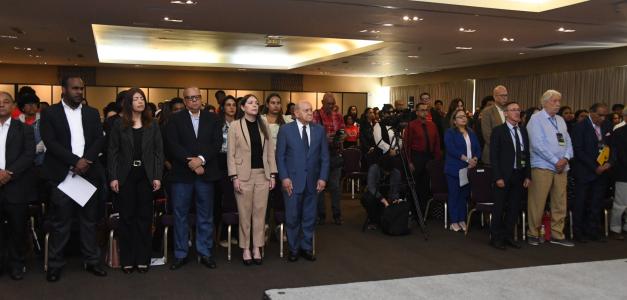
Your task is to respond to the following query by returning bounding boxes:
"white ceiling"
[0,0,626,77]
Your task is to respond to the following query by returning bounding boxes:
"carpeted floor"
[2,196,627,300]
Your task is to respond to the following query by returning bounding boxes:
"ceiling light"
[163,16,183,23]
[407,55,419,58]
[402,16,423,22]
[459,27,476,33]
[0,35,18,39]
[501,37,515,42]
[359,29,368,33]
[382,6,398,9]
[170,0,197,4]
[403,16,410,21]
[408,0,589,13]
[557,27,576,33]
[456,46,472,50]
[26,47,32,51]
[370,30,380,33]
[404,68,409,71]
[519,52,526,55]
[382,23,394,27]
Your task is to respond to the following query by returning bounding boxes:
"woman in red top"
[343,114,359,148]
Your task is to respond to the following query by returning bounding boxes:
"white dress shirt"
[0,118,11,170]
[296,119,311,146]
[373,122,402,154]
[62,100,85,157]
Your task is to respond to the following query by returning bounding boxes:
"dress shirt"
[0,118,11,169]
[527,109,573,172]
[404,118,442,160]
[62,100,85,157]
[296,119,311,146]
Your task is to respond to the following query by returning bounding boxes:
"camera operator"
[362,156,402,230]
[373,104,403,159]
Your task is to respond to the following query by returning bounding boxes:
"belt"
[132,160,142,167]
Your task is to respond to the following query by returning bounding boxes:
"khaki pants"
[235,169,270,249]
[527,168,567,240]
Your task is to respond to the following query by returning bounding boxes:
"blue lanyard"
[548,117,559,131]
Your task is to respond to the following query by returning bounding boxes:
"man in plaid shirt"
[313,93,345,225]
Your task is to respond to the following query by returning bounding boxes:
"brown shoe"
[610,232,625,240]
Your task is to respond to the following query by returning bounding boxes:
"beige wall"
[383,46,627,87]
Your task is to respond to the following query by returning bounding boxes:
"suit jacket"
[276,121,329,194]
[571,117,611,183]
[40,102,105,183]
[443,128,481,177]
[107,119,164,186]
[610,126,627,182]
[490,123,531,182]
[165,109,222,183]
[480,105,505,164]
[227,118,277,181]
[0,120,35,203]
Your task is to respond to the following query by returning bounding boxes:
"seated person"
[362,157,402,230]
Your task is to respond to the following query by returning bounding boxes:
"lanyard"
[548,117,559,131]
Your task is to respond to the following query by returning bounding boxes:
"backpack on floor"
[380,200,410,236]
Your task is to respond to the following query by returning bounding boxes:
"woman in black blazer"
[108,88,164,274]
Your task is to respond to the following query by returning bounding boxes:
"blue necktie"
[302,125,309,153]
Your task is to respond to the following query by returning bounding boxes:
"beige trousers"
[527,168,568,239]
[235,169,270,249]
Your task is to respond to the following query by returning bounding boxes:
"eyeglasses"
[184,95,202,101]
[496,94,509,97]
[455,115,468,119]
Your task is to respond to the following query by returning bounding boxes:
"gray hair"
[540,89,561,104]
[0,91,14,102]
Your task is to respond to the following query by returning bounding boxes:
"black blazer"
[0,120,35,203]
[610,126,627,182]
[107,119,164,186]
[490,123,531,182]
[40,102,105,183]
[572,117,611,183]
[165,109,222,183]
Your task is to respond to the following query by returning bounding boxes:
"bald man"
[166,87,223,270]
[277,101,329,262]
[480,85,509,164]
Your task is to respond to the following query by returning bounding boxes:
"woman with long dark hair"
[108,88,164,273]
[216,96,238,248]
[227,94,277,265]
[445,98,465,128]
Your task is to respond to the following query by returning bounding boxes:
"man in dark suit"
[276,101,329,262]
[489,101,530,250]
[0,92,35,280]
[40,76,107,282]
[166,87,222,270]
[571,103,612,242]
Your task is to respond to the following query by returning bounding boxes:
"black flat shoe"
[84,264,107,277]
[198,256,217,269]
[287,252,299,262]
[137,265,149,273]
[300,250,316,261]
[121,266,134,274]
[169,257,188,270]
[505,239,522,249]
[46,268,61,283]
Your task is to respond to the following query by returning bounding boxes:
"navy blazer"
[571,117,611,183]
[276,121,329,194]
[443,128,481,177]
[490,123,531,182]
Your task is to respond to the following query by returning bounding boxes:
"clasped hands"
[187,157,204,175]
[281,178,326,197]
[461,155,478,169]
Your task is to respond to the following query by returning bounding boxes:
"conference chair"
[466,166,494,236]
[424,159,448,228]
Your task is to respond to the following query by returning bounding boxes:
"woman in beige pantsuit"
[227,94,277,265]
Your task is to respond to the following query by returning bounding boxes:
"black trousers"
[0,200,28,271]
[118,166,153,266]
[411,151,433,209]
[48,179,101,269]
[490,170,524,241]
[573,175,609,238]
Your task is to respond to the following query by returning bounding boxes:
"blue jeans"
[171,179,214,259]
[446,175,470,224]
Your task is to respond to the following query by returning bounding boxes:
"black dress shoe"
[198,256,217,269]
[505,239,522,249]
[137,265,149,274]
[300,250,317,261]
[287,252,299,262]
[10,268,24,281]
[121,266,134,274]
[169,257,188,270]
[84,264,107,277]
[489,240,506,250]
[46,268,61,282]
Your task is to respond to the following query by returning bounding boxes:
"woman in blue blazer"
[444,109,481,232]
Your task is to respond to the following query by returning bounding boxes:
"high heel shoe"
[243,258,253,266]
[253,248,263,265]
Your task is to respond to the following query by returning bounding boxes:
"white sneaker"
[459,222,468,232]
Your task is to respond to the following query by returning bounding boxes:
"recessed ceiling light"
[370,30,380,33]
[382,6,398,9]
[163,16,183,23]
[170,0,197,4]
[557,27,576,33]
[0,35,18,39]
[382,23,394,27]
[459,27,476,33]
[404,68,409,71]
[43,62,47,64]
[407,55,419,58]
[456,46,472,50]
[26,47,32,51]
[501,37,515,42]
[402,16,423,22]
[519,52,526,55]
[359,29,368,33]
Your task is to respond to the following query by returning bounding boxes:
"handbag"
[380,200,410,236]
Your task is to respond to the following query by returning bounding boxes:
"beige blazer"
[480,104,505,164]
[227,118,278,181]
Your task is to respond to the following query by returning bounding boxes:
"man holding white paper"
[40,76,107,282]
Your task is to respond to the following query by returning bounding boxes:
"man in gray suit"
[481,85,509,164]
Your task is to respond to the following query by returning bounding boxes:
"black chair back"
[343,148,362,174]
[468,166,493,206]
[426,159,447,194]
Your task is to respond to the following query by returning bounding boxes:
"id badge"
[556,133,565,146]
[521,160,527,168]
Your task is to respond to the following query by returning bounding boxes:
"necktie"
[422,122,431,153]
[594,125,601,141]
[514,126,522,169]
[302,125,309,153]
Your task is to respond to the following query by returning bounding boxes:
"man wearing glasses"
[166,87,222,270]
[481,85,509,164]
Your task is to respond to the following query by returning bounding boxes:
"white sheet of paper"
[459,168,469,187]
[57,172,97,207]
